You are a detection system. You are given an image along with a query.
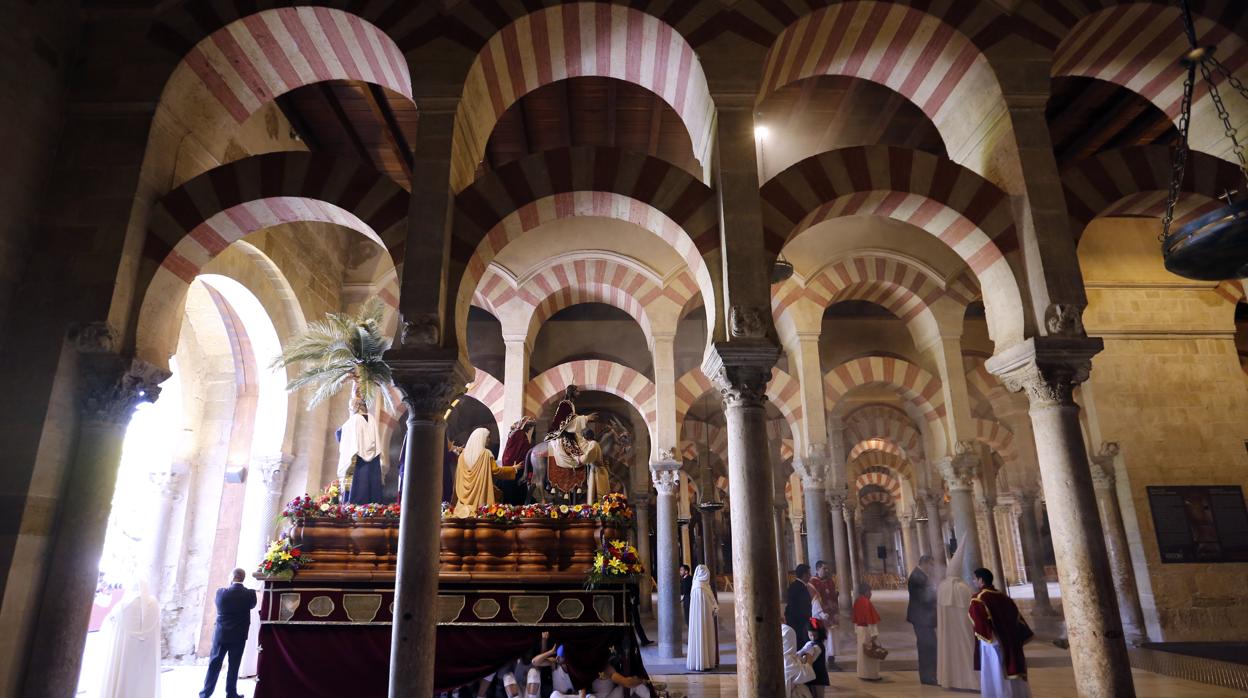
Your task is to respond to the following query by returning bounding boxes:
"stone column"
[388,355,467,698]
[1091,443,1148,644]
[699,504,721,580]
[501,337,530,430]
[977,492,1007,591]
[919,490,948,570]
[633,495,654,615]
[794,456,835,570]
[790,514,806,565]
[938,445,984,582]
[651,461,682,659]
[996,502,1024,586]
[773,501,790,596]
[1014,490,1054,614]
[841,500,860,594]
[147,470,184,589]
[249,453,293,566]
[899,512,919,572]
[23,353,168,698]
[914,508,931,558]
[988,338,1134,697]
[705,343,785,697]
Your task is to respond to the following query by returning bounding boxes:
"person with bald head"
[200,568,257,698]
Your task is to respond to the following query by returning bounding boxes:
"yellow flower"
[559,505,569,514]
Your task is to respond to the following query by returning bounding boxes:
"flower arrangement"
[586,539,644,587]
[257,533,305,580]
[476,503,521,523]
[597,492,634,523]
[282,486,637,525]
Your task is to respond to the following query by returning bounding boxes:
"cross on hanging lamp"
[1160,0,1248,280]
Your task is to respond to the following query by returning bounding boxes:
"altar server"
[970,567,1033,697]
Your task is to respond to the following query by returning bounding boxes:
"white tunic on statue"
[686,565,718,670]
[98,582,162,698]
[336,411,383,479]
[979,640,1032,697]
[937,576,979,691]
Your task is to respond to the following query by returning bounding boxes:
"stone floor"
[77,585,1246,697]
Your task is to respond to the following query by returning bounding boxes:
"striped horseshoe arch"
[844,404,924,461]
[452,3,715,192]
[465,368,506,436]
[855,471,903,501]
[758,2,1019,189]
[672,367,805,454]
[524,359,657,444]
[137,152,408,364]
[824,356,946,425]
[850,447,913,482]
[761,146,1024,347]
[1061,146,1243,237]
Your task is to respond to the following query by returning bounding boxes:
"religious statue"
[336,398,385,504]
[498,417,536,505]
[545,384,580,441]
[452,427,519,517]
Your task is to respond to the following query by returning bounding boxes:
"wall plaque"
[1147,485,1248,563]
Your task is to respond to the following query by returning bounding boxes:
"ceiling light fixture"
[1160,0,1248,280]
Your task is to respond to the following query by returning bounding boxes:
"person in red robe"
[968,567,1033,697]
[852,583,883,680]
[498,417,535,504]
[806,560,841,670]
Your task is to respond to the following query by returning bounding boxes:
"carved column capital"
[650,460,681,495]
[985,337,1103,410]
[792,456,829,489]
[826,486,849,511]
[149,470,184,501]
[257,453,294,495]
[78,355,170,426]
[630,492,653,510]
[1090,442,1120,490]
[702,341,780,408]
[938,445,981,492]
[388,352,470,421]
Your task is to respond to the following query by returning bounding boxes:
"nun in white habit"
[98,579,162,698]
[686,564,718,670]
[937,544,979,691]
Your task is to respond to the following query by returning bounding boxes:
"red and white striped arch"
[848,437,907,464]
[761,146,1024,346]
[674,368,716,429]
[844,404,924,460]
[453,3,714,191]
[851,446,913,481]
[1061,145,1242,236]
[824,356,946,425]
[1052,4,1248,162]
[137,152,407,364]
[455,189,716,353]
[859,489,896,507]
[465,368,506,435]
[974,418,1017,465]
[524,359,657,443]
[963,356,1000,417]
[757,2,1016,188]
[854,471,903,500]
[672,366,806,453]
[681,420,727,466]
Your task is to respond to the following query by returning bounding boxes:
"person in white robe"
[937,545,979,691]
[686,564,718,670]
[781,624,816,698]
[98,579,161,698]
[337,398,386,503]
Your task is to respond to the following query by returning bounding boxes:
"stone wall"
[1081,218,1248,642]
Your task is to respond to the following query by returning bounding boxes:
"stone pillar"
[977,492,1007,591]
[988,338,1134,697]
[996,502,1024,586]
[699,505,721,581]
[773,502,790,596]
[705,343,785,697]
[22,353,168,698]
[899,513,919,573]
[841,500,860,594]
[651,461,682,659]
[634,495,654,615]
[250,453,292,563]
[919,490,948,570]
[1014,491,1054,614]
[1091,443,1148,644]
[794,457,835,570]
[790,514,806,566]
[501,337,530,430]
[938,446,984,582]
[388,355,467,698]
[147,470,184,589]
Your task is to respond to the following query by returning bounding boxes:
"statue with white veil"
[937,543,979,691]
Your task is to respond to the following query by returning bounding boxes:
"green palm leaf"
[273,297,396,411]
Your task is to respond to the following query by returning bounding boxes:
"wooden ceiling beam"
[606,79,618,148]
[517,96,533,156]
[275,93,322,152]
[361,83,413,181]
[646,94,663,156]
[557,79,573,148]
[1061,97,1149,164]
[319,83,374,166]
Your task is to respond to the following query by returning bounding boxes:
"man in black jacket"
[200,568,257,698]
[783,563,813,633]
[679,564,693,624]
[906,555,939,685]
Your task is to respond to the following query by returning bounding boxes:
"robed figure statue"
[452,427,519,517]
[499,417,536,504]
[337,398,385,504]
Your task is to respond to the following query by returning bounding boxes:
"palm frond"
[273,297,397,410]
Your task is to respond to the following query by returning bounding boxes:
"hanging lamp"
[1160,0,1248,280]
[771,252,795,283]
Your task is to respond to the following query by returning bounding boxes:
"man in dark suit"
[200,568,257,698]
[907,554,939,685]
[783,563,813,633]
[679,564,693,624]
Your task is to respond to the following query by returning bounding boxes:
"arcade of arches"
[2,2,1248,697]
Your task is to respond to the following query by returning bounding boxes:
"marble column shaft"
[842,503,860,594]
[652,464,682,658]
[978,494,1007,590]
[22,355,167,698]
[989,339,1134,697]
[830,494,853,618]
[388,357,466,698]
[773,502,789,597]
[900,513,919,572]
[1091,444,1147,644]
[921,491,948,570]
[939,449,984,583]
[790,515,806,566]
[148,470,184,588]
[634,498,654,615]
[1015,492,1054,613]
[798,470,835,570]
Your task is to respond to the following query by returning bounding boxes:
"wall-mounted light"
[754,125,770,141]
